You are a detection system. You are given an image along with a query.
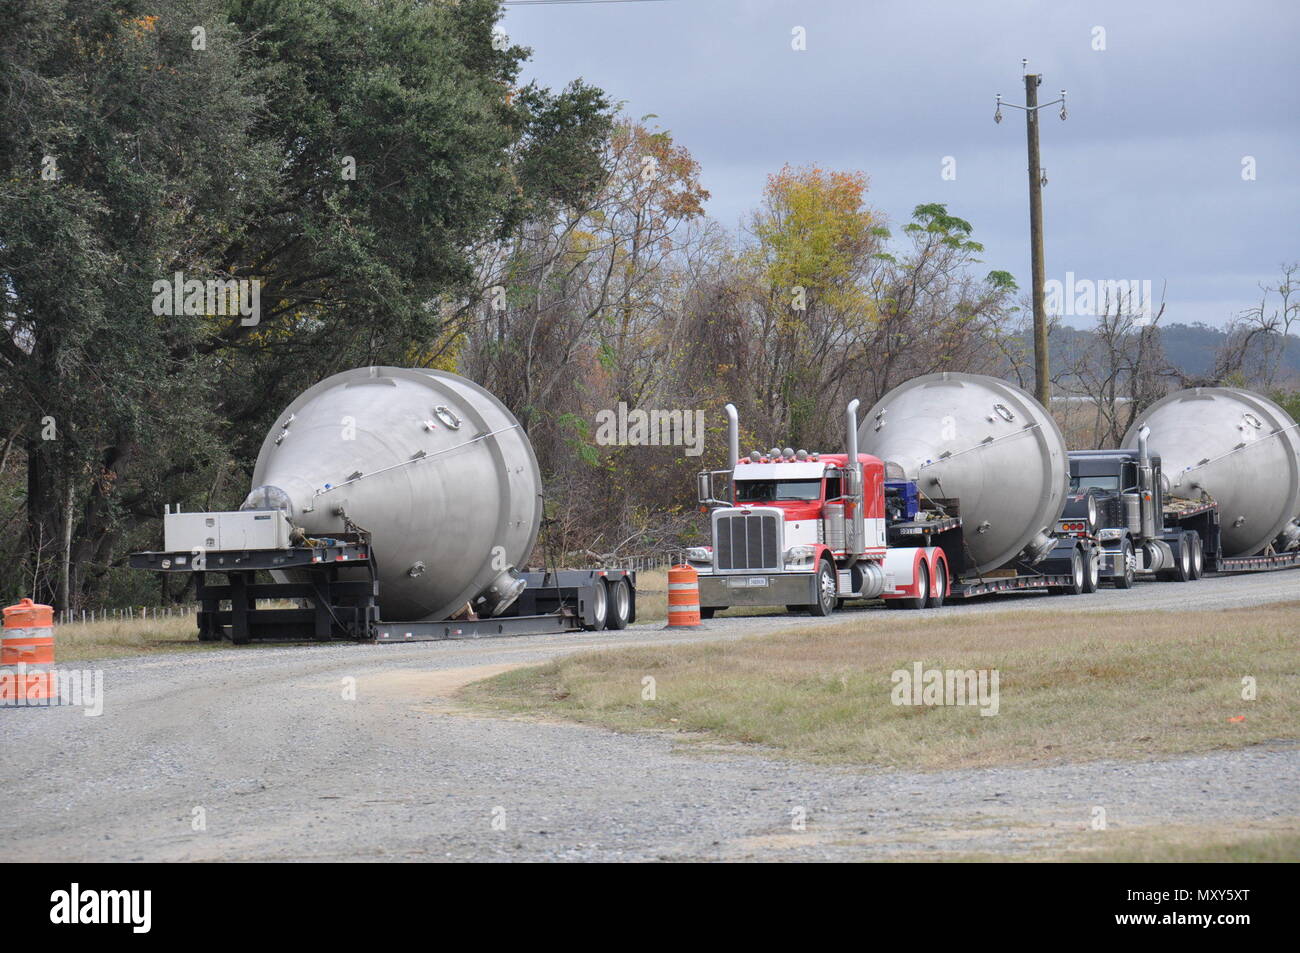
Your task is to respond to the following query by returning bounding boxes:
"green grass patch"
[462,602,1300,770]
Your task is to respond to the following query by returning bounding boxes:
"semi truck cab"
[691,402,951,616]
[1066,428,1212,585]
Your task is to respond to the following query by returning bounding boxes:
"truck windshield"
[1070,475,1119,493]
[736,479,822,502]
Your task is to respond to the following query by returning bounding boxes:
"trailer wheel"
[898,564,929,610]
[1168,536,1193,582]
[1188,532,1204,579]
[605,577,632,629]
[1052,547,1085,595]
[582,580,608,631]
[808,560,837,616]
[1114,539,1136,589]
[1083,548,1100,593]
[925,560,947,609]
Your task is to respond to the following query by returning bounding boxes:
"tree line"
[2,1,1295,610]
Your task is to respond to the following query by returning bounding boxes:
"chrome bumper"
[699,572,819,608]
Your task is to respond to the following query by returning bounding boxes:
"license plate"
[747,577,769,587]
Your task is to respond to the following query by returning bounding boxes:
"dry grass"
[633,568,669,622]
[462,601,1300,770]
[41,615,216,663]
[890,821,1300,863]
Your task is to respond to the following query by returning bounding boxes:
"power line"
[993,58,1067,408]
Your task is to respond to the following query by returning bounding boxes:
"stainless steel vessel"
[859,372,1070,573]
[1123,387,1300,556]
[243,366,542,621]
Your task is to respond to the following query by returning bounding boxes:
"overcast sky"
[503,0,1299,328]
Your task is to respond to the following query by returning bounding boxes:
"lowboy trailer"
[130,533,634,643]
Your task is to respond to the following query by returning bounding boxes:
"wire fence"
[57,605,200,626]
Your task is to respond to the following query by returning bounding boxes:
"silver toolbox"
[164,510,293,552]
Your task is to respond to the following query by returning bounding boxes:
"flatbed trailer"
[887,509,1100,600]
[1213,550,1300,573]
[1162,499,1300,574]
[129,543,635,643]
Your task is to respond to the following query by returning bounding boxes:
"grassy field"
[39,615,216,663]
[461,601,1300,770]
[879,822,1300,862]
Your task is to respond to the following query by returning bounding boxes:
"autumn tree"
[742,165,885,447]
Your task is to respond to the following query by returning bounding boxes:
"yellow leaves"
[127,16,159,36]
[750,163,877,297]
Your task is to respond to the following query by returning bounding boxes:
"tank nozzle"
[479,568,527,616]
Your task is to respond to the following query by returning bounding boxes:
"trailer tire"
[605,577,632,629]
[898,563,929,610]
[700,607,716,619]
[1188,531,1204,579]
[1083,548,1100,593]
[1114,539,1136,589]
[1053,547,1085,595]
[582,580,608,631]
[1169,536,1193,582]
[926,560,947,608]
[808,560,837,616]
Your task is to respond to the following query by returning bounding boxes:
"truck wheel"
[605,577,632,629]
[1169,537,1193,582]
[1187,532,1203,579]
[899,564,929,610]
[1053,547,1085,595]
[582,580,608,631]
[925,560,947,609]
[1114,540,1136,589]
[808,560,837,616]
[1082,549,1100,593]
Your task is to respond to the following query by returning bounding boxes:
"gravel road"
[1,572,1296,862]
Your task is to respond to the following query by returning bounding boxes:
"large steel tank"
[1122,388,1300,557]
[242,366,542,621]
[858,372,1069,573]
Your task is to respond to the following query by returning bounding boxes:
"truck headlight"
[785,545,815,567]
[686,546,712,563]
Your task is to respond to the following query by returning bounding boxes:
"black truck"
[1064,433,1300,585]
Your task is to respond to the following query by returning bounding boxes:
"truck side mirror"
[697,471,712,506]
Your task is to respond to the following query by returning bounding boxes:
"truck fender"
[882,546,937,598]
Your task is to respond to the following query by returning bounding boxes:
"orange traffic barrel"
[666,564,701,628]
[3,598,56,705]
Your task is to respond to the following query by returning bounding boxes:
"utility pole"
[995,60,1066,407]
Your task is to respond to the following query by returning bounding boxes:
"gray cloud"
[505,0,1299,327]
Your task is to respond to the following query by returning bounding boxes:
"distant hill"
[1043,322,1300,383]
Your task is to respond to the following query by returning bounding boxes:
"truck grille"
[716,513,780,570]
